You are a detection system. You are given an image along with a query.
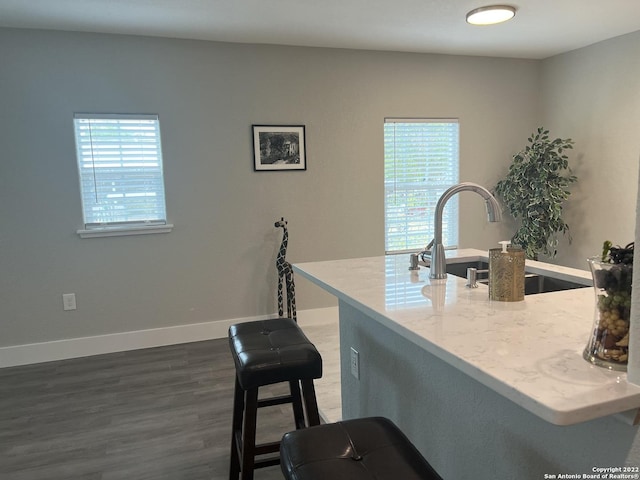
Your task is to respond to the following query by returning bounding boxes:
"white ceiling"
[1,0,640,59]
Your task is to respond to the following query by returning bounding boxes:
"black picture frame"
[252,125,306,171]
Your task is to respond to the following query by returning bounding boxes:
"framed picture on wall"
[252,125,306,171]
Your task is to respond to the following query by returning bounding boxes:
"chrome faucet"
[429,182,502,279]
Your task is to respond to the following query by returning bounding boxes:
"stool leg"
[240,387,259,480]
[229,376,244,480]
[300,379,321,426]
[288,380,306,430]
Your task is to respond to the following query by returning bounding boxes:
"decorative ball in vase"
[583,242,633,371]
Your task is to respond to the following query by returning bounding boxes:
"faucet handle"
[420,239,435,259]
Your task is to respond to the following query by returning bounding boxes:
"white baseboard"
[0,308,337,369]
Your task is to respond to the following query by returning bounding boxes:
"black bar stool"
[280,417,444,480]
[228,317,322,480]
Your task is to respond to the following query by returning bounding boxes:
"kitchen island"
[294,249,640,479]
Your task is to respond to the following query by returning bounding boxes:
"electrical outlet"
[62,293,76,311]
[350,347,360,380]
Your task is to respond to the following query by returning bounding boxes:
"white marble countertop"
[294,249,640,426]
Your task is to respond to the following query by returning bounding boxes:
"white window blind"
[73,113,168,231]
[384,119,459,253]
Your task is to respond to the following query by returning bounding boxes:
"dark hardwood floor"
[0,339,295,480]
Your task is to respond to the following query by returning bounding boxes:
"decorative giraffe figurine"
[275,217,297,321]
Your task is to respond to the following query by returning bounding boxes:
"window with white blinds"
[384,119,459,253]
[73,113,169,236]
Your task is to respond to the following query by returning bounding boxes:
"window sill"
[77,224,174,239]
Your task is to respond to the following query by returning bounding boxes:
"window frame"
[384,118,460,254]
[73,113,172,238]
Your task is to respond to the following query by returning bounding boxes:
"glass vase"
[583,257,632,371]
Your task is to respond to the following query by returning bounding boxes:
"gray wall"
[540,30,640,269]
[0,28,540,349]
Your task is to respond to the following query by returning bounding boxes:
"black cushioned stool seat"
[280,417,443,480]
[228,317,322,480]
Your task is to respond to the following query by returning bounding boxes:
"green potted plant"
[494,127,577,260]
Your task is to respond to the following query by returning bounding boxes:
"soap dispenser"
[488,241,525,302]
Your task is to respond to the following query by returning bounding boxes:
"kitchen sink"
[445,260,489,277]
[445,260,591,295]
[522,275,590,295]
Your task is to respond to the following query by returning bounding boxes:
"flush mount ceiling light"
[466,5,516,25]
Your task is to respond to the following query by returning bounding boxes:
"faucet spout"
[430,182,501,279]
